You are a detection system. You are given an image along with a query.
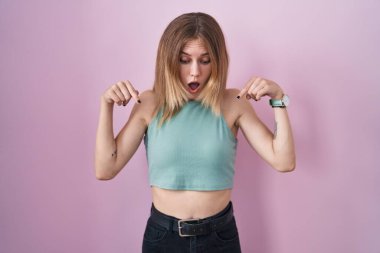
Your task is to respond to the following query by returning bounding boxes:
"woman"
[95,12,295,253]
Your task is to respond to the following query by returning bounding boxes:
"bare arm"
[94,98,117,179]
[94,81,148,180]
[236,77,296,172]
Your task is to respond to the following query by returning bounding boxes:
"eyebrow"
[180,51,209,56]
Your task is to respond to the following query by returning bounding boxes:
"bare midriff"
[151,186,232,219]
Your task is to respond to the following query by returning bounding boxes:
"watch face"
[282,95,290,106]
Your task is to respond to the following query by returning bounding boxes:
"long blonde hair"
[153,12,229,126]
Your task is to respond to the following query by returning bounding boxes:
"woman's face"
[179,38,212,100]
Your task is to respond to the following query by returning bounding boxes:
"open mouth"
[188,82,200,94]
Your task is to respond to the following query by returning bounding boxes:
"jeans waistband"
[149,201,234,237]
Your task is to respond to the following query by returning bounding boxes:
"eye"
[180,57,190,64]
[200,58,211,65]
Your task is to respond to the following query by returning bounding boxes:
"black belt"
[149,202,234,237]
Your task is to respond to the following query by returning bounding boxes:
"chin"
[186,93,198,100]
[188,88,206,100]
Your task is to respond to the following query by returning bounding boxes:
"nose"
[190,62,200,77]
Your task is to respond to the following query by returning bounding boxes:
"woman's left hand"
[237,76,284,101]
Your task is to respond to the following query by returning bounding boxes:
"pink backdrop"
[1,0,379,252]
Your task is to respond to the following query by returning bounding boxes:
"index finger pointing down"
[125,81,141,103]
[237,86,249,99]
[237,77,256,99]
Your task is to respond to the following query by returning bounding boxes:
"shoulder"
[130,89,159,126]
[221,88,247,112]
[223,88,240,100]
[221,88,256,126]
[139,89,158,105]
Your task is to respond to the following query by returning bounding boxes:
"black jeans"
[142,201,242,253]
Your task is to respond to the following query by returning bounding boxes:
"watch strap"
[269,98,284,107]
[269,94,289,108]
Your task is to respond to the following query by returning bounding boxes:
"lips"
[188,82,200,94]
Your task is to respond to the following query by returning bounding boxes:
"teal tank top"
[144,100,237,191]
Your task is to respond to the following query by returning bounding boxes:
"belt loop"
[170,219,176,233]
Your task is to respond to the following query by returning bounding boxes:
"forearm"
[272,108,296,171]
[95,97,117,178]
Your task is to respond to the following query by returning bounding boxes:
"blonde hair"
[153,12,229,125]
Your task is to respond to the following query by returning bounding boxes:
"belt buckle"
[178,218,200,237]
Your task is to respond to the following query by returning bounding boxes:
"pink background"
[1,0,379,252]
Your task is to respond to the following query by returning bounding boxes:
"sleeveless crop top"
[144,100,237,191]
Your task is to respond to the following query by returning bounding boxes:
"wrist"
[271,92,284,100]
[100,96,115,107]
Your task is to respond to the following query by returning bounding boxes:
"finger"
[247,84,257,100]
[254,79,272,100]
[246,93,257,101]
[112,84,126,103]
[109,91,123,106]
[125,81,141,103]
[237,77,256,99]
[255,85,268,100]
[116,81,132,102]
[247,78,263,101]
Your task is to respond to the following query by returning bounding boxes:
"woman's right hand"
[102,80,141,106]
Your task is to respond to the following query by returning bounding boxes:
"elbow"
[277,164,296,173]
[95,172,113,180]
[273,160,296,173]
[95,165,116,180]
